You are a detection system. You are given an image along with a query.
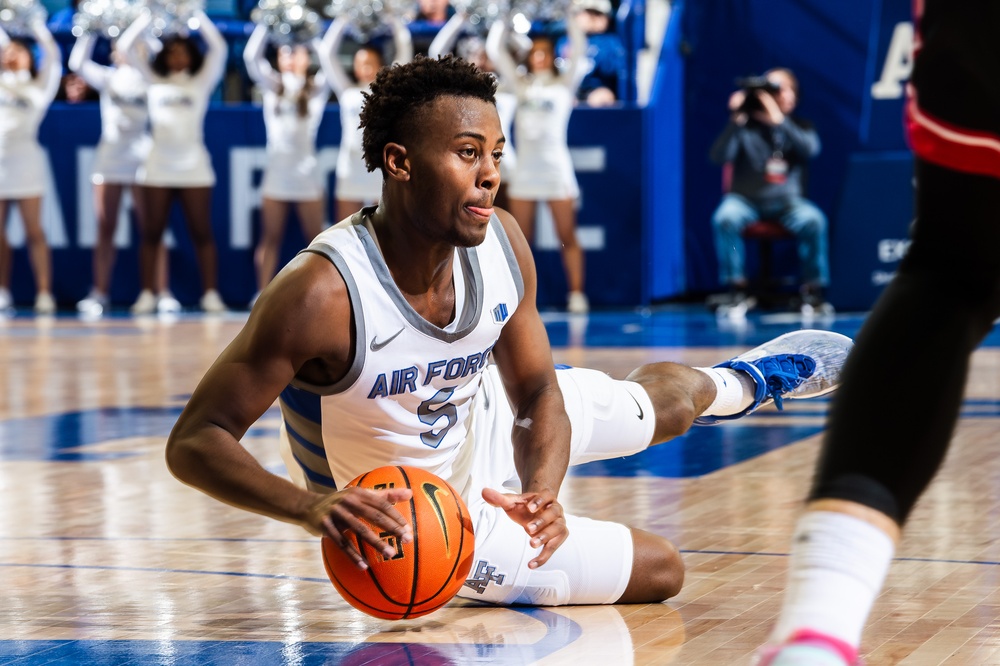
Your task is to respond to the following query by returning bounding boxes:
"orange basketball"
[321,465,475,620]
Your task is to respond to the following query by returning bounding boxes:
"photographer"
[709,67,830,313]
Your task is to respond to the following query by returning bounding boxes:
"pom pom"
[143,0,205,37]
[72,0,143,39]
[0,0,47,37]
[323,0,416,41]
[453,0,509,31]
[508,0,572,24]
[251,0,321,45]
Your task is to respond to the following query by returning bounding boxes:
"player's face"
[1,42,31,72]
[354,48,382,85]
[278,45,310,76]
[404,95,504,248]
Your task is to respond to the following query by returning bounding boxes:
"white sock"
[771,511,895,650]
[695,366,755,416]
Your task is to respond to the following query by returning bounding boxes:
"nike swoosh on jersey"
[369,328,404,352]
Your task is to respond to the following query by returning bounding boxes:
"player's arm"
[486,208,571,568]
[165,254,412,568]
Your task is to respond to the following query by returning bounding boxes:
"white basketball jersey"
[295,210,524,493]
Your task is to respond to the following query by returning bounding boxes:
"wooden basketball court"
[1,309,998,665]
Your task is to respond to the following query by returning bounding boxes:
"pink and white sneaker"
[756,630,860,666]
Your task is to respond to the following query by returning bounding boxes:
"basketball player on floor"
[756,2,1000,664]
[166,56,852,607]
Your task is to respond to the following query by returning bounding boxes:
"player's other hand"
[482,487,568,569]
[304,487,413,570]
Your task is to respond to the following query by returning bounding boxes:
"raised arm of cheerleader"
[387,14,412,65]
[243,23,280,93]
[427,12,466,59]
[486,19,519,83]
[563,7,588,94]
[317,16,351,98]
[69,32,112,91]
[117,11,156,81]
[192,10,227,89]
[305,36,330,99]
[32,19,62,103]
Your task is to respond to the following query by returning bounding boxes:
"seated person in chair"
[709,67,830,312]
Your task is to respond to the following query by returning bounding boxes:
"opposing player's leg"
[759,2,1000,663]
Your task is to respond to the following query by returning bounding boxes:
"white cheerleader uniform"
[118,10,227,188]
[244,25,329,201]
[425,15,518,180]
[487,19,589,202]
[507,73,579,201]
[319,16,412,204]
[333,86,381,201]
[70,34,151,185]
[495,87,518,180]
[276,209,658,607]
[0,24,60,199]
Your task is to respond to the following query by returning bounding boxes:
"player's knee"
[619,530,685,603]
[655,398,698,441]
[628,363,699,441]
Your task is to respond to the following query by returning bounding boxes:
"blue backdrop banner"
[680,0,914,310]
[9,104,644,311]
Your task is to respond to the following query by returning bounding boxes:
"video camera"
[735,75,782,114]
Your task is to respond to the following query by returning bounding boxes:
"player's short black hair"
[359,54,497,173]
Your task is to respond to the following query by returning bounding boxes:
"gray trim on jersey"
[353,221,485,343]
[490,214,525,302]
[288,242,367,396]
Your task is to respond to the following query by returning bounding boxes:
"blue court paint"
[572,422,826,478]
[0,607,579,665]
[0,407,279,462]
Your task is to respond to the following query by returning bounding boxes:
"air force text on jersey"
[366,344,496,400]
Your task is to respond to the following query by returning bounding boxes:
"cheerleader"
[69,32,176,317]
[487,14,589,314]
[117,9,227,313]
[318,14,411,222]
[0,19,60,314]
[428,10,519,210]
[244,23,329,307]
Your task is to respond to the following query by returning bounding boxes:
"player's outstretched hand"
[305,487,413,570]
[482,487,568,569]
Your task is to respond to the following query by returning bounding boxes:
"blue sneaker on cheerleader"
[695,330,853,425]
